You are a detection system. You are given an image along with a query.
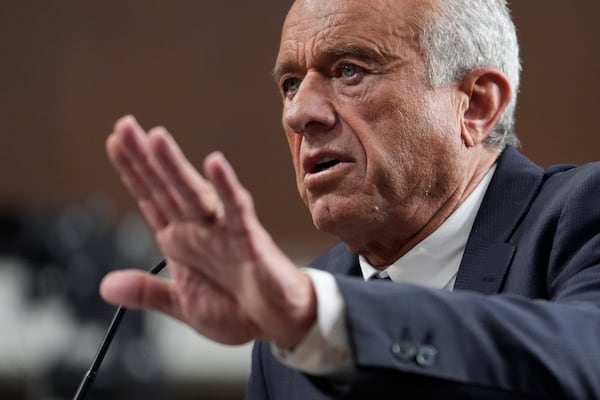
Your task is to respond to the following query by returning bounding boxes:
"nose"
[282,71,336,135]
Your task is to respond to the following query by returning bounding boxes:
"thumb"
[100,270,184,321]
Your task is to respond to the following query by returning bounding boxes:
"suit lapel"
[454,147,544,294]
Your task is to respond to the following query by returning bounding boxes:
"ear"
[458,68,512,148]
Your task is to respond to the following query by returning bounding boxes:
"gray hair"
[420,0,521,149]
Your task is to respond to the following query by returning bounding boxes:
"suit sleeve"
[335,278,600,399]
[245,341,270,400]
[330,167,600,399]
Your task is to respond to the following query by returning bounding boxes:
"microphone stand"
[72,259,167,400]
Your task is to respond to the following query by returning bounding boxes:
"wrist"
[273,271,318,350]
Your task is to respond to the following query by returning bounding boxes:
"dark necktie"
[370,274,392,281]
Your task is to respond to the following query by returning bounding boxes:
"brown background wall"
[1,1,599,261]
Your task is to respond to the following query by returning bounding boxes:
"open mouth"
[303,151,351,177]
[313,159,341,173]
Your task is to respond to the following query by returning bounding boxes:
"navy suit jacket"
[246,147,600,399]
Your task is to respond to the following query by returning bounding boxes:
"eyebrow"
[271,60,297,83]
[272,44,384,83]
[323,44,381,62]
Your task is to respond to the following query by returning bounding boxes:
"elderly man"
[100,0,600,398]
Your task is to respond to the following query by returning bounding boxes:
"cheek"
[356,92,449,193]
[357,95,418,165]
[284,126,300,167]
[284,129,307,196]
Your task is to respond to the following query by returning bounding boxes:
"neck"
[344,149,499,268]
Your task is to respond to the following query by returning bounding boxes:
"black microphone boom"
[72,259,167,400]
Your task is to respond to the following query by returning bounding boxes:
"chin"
[309,204,335,232]
[308,196,366,237]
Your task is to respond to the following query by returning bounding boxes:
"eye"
[340,63,363,79]
[282,77,301,94]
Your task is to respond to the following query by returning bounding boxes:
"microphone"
[72,258,167,400]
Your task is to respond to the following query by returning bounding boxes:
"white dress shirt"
[273,165,497,375]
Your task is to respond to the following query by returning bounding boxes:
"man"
[100,0,600,399]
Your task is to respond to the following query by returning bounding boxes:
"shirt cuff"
[271,268,352,375]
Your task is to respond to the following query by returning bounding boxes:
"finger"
[100,270,185,321]
[155,223,219,278]
[115,118,183,222]
[203,152,256,235]
[148,128,222,223]
[108,116,182,223]
[107,129,169,229]
[137,200,170,231]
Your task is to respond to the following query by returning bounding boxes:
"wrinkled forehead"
[277,0,431,63]
[282,0,400,39]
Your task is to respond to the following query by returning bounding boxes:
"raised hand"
[100,116,316,349]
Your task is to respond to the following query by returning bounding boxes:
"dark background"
[0,1,598,399]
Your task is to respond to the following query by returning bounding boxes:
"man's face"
[274,0,465,243]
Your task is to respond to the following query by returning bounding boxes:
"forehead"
[276,0,429,67]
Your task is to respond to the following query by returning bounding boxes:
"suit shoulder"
[308,242,359,275]
[309,242,349,268]
[542,161,600,192]
[534,161,600,217]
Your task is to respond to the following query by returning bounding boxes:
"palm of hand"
[100,116,315,348]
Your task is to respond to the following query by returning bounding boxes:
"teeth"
[314,160,340,173]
